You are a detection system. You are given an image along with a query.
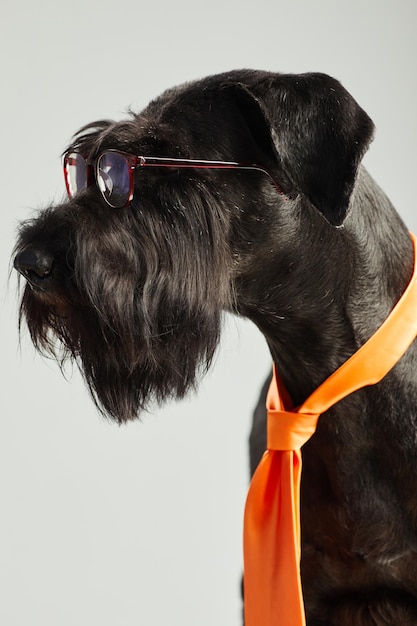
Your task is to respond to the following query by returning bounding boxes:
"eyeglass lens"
[97,152,131,208]
[65,153,88,197]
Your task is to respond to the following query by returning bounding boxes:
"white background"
[1,1,417,624]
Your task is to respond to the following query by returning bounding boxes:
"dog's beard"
[16,184,233,423]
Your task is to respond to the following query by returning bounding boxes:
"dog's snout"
[14,246,54,291]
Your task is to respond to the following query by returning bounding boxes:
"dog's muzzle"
[14,246,54,292]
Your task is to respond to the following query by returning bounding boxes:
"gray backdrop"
[1,1,416,624]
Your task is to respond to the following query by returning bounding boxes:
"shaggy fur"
[14,70,417,624]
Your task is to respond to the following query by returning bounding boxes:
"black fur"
[13,70,417,624]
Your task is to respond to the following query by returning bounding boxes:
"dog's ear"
[227,73,375,225]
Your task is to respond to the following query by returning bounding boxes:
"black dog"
[14,70,417,624]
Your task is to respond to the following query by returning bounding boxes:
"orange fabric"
[243,232,417,626]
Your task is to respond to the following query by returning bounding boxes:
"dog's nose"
[14,246,54,291]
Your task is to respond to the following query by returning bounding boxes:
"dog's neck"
[235,169,414,407]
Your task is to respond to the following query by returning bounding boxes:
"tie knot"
[267,409,320,451]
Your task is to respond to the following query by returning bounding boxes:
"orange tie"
[243,232,417,626]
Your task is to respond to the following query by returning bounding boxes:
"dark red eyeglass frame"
[63,149,286,208]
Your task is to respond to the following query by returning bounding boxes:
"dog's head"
[14,70,374,422]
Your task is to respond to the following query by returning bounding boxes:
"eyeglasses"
[63,149,285,209]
